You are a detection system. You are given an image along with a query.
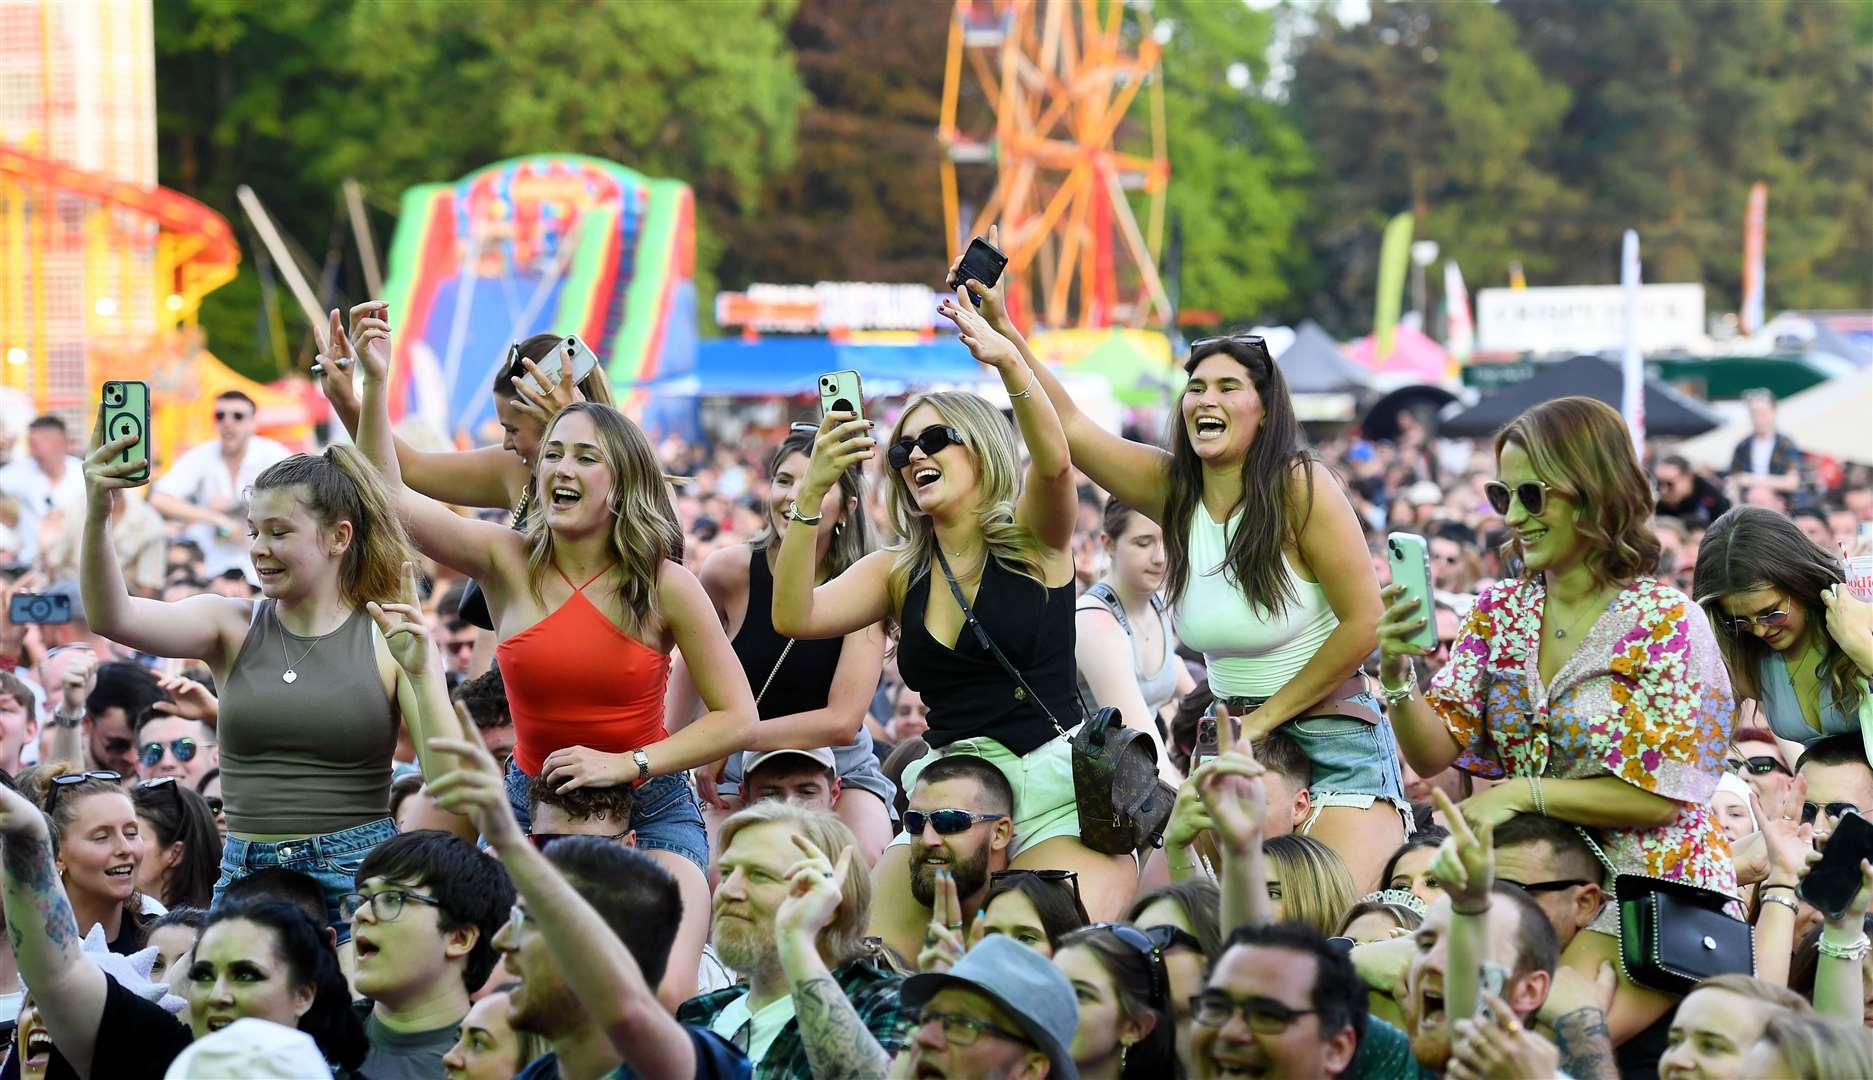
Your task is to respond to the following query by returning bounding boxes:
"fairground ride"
[939,0,1172,332]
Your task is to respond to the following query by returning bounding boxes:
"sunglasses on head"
[887,426,967,472]
[1726,754,1791,777]
[46,771,121,813]
[789,421,820,437]
[904,808,1004,836]
[1082,922,1172,1012]
[1188,332,1271,357]
[1721,608,1790,635]
[139,737,198,769]
[1802,802,1861,826]
[1484,480,1553,517]
[990,868,1081,903]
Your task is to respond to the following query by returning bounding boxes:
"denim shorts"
[504,759,709,876]
[1223,692,1412,820]
[886,732,1080,858]
[211,817,398,945]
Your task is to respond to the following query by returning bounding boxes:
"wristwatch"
[52,707,83,730]
[632,749,652,783]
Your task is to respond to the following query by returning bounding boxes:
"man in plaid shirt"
[678,801,910,1079]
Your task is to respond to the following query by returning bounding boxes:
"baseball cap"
[164,1018,328,1079]
[742,746,838,776]
[900,934,1079,1079]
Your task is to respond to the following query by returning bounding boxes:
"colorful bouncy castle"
[380,153,697,442]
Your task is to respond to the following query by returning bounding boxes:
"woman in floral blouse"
[1377,396,1736,1048]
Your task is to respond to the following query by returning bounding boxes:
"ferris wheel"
[939,0,1172,332]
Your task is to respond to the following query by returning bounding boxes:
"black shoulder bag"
[1575,825,1752,993]
[934,549,1176,855]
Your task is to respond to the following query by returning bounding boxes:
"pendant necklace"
[277,608,340,684]
[1549,587,1612,639]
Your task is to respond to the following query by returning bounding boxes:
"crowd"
[0,238,1864,1079]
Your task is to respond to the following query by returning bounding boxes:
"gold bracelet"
[1007,368,1037,400]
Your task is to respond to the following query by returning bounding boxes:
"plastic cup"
[1846,555,1873,603]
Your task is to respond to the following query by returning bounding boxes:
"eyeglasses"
[904,808,1005,836]
[1085,922,1172,1012]
[1189,333,1271,356]
[1190,990,1318,1033]
[1499,877,1595,894]
[906,1008,1034,1049]
[527,829,632,852]
[213,411,251,423]
[339,889,442,923]
[990,868,1081,904]
[1720,608,1791,635]
[1484,480,1553,517]
[1802,802,1861,826]
[886,426,967,472]
[139,737,199,769]
[1727,754,1792,777]
[45,771,121,812]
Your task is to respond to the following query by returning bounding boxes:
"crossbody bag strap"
[754,640,795,708]
[934,548,1072,741]
[1572,821,1617,889]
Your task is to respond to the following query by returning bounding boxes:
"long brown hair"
[251,444,417,607]
[751,426,875,581]
[1494,397,1659,589]
[1693,506,1864,716]
[1161,337,1317,615]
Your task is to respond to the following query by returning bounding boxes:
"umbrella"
[1673,367,1873,467]
[1276,321,1375,394]
[1440,355,1723,438]
[1360,384,1461,441]
[1345,324,1452,384]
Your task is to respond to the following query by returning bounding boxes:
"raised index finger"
[789,831,830,868]
[1431,788,1475,845]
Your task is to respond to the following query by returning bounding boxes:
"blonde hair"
[1494,397,1660,590]
[1758,1012,1873,1079]
[882,391,1048,615]
[521,402,682,639]
[252,444,417,607]
[1691,973,1812,1014]
[1264,834,1357,936]
[718,801,871,965]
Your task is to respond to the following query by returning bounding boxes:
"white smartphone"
[1387,531,1438,651]
[527,334,601,390]
[817,369,864,422]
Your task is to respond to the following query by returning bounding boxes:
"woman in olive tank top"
[80,420,422,943]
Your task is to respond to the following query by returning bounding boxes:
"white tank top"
[1172,506,1339,698]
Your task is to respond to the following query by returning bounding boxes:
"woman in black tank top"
[770,278,1140,962]
[666,426,891,870]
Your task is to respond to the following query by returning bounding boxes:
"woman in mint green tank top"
[1693,507,1873,751]
[989,294,1408,893]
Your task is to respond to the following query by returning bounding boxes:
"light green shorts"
[889,732,1080,858]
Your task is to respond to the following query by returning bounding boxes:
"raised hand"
[83,414,151,507]
[1377,582,1432,687]
[1754,784,1818,886]
[348,302,392,383]
[367,561,432,677]
[1826,857,1873,932]
[0,781,50,840]
[312,308,361,421]
[509,341,585,427]
[938,285,1022,376]
[1196,710,1270,855]
[425,727,521,847]
[1164,765,1218,852]
[1822,584,1873,675]
[774,834,855,943]
[916,866,966,974]
[150,673,219,724]
[945,225,1013,334]
[801,411,874,505]
[1431,787,1495,909]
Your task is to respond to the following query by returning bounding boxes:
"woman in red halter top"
[339,311,755,1006]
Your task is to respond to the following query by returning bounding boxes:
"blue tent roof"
[643,336,989,397]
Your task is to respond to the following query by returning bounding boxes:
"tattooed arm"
[779,953,891,1080]
[0,787,109,1076]
[1553,1007,1618,1080]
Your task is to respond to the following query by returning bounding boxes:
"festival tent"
[1027,328,1176,406]
[1439,355,1722,438]
[1277,321,1376,394]
[648,336,989,398]
[1672,367,1873,467]
[1345,324,1454,385]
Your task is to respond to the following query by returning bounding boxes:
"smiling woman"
[31,770,151,955]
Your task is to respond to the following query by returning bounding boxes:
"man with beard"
[678,801,908,1079]
[903,756,1014,938]
[422,733,748,1080]
[1190,922,1364,1079]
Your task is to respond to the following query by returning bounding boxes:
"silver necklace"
[276,609,340,684]
[1548,587,1613,639]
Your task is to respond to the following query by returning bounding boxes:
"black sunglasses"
[139,737,198,769]
[904,808,1004,836]
[1080,922,1172,1013]
[990,868,1082,904]
[887,426,967,472]
[1802,802,1861,826]
[1189,332,1271,356]
[46,771,121,813]
[1142,922,1205,955]
[205,796,225,816]
[1484,480,1552,517]
[1727,754,1792,778]
[1499,877,1595,894]
[136,775,185,813]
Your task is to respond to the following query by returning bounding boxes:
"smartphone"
[1192,709,1239,773]
[1801,809,1873,919]
[9,593,71,625]
[1387,532,1438,651]
[948,236,1009,301]
[100,380,152,482]
[817,370,864,423]
[527,335,601,391]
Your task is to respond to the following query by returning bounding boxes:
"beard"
[909,841,992,908]
[713,910,781,980]
[508,972,586,1040]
